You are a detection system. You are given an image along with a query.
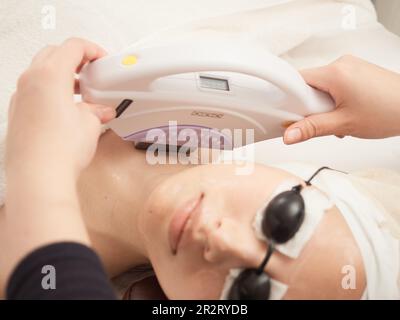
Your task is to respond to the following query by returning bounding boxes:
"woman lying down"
[67,129,400,300]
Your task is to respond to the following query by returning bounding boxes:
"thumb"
[283,111,346,144]
[299,65,333,93]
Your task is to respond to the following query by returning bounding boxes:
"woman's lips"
[169,193,204,255]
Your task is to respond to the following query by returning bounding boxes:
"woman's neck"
[77,130,192,276]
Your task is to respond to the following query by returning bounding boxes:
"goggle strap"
[304,166,348,186]
[256,241,275,275]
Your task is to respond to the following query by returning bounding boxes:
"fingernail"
[285,127,302,144]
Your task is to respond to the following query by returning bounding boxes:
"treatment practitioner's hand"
[284,55,400,144]
[2,38,115,291]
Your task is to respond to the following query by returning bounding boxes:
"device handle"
[81,38,333,114]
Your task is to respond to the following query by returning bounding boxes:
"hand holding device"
[1,38,114,294]
[284,55,400,144]
[6,38,115,179]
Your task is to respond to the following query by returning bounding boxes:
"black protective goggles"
[227,166,343,300]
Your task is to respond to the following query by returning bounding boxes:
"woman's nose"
[191,212,221,244]
[200,217,267,268]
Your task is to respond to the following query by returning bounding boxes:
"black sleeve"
[6,242,117,300]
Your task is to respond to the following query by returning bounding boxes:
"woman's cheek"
[152,248,228,299]
[185,269,227,299]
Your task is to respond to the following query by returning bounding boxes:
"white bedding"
[1,0,400,205]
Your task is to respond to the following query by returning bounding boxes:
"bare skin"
[3,129,366,299]
[284,55,400,144]
[7,40,396,300]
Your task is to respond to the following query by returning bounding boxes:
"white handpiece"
[80,38,334,149]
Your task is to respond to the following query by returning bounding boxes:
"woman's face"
[138,163,299,299]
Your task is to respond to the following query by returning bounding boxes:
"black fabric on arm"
[6,242,116,300]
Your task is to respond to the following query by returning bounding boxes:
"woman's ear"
[122,275,168,300]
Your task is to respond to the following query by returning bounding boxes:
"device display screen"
[199,76,230,91]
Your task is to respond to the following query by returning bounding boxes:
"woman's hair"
[112,264,167,299]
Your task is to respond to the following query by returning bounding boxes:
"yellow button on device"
[122,55,137,66]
